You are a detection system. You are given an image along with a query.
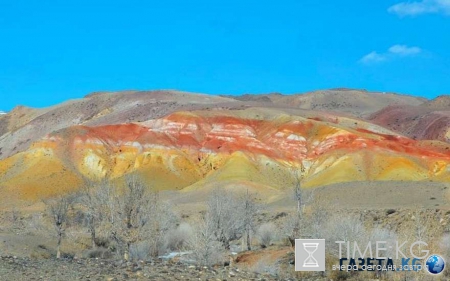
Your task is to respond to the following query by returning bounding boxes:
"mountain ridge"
[1,89,449,205]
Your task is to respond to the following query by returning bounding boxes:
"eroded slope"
[1,109,449,203]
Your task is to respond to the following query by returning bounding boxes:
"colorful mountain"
[0,90,449,204]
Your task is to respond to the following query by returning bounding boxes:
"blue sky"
[0,0,449,111]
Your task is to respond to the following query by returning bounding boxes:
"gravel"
[0,256,282,281]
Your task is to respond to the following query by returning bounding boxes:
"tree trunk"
[288,236,295,248]
[90,225,96,249]
[246,226,251,251]
[56,231,62,259]
[223,237,230,250]
[124,242,130,261]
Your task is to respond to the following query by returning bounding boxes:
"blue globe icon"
[425,255,445,275]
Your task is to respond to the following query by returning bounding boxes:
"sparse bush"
[29,244,53,260]
[305,200,329,239]
[30,248,52,259]
[61,252,75,259]
[147,200,179,256]
[85,247,113,259]
[129,241,152,261]
[164,223,193,252]
[10,208,20,224]
[386,209,396,215]
[188,217,225,266]
[256,223,277,248]
[94,237,110,248]
[321,214,374,263]
[331,215,366,241]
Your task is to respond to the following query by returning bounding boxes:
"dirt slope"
[369,95,450,143]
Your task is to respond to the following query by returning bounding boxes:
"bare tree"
[284,208,317,247]
[284,165,317,246]
[79,178,105,249]
[206,188,244,250]
[292,167,313,215]
[188,217,225,266]
[284,213,304,247]
[305,195,328,239]
[293,169,303,215]
[404,208,436,263]
[109,175,155,260]
[96,174,178,260]
[412,209,428,242]
[285,168,315,246]
[240,189,259,251]
[95,177,116,239]
[145,200,178,257]
[45,194,76,259]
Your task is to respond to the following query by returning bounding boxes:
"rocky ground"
[0,256,293,281]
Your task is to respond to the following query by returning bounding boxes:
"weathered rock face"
[2,108,450,202]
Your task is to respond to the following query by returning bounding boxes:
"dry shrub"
[84,247,113,259]
[187,218,225,266]
[129,241,153,261]
[256,223,277,248]
[164,223,193,252]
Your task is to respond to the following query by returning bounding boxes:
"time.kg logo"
[295,239,326,271]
